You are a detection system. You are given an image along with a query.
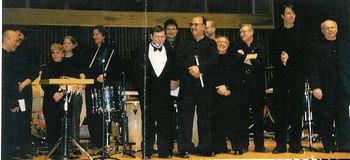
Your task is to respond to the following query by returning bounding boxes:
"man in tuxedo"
[134,26,176,158]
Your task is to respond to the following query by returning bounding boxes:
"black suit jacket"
[309,38,340,105]
[338,41,350,99]
[134,43,176,99]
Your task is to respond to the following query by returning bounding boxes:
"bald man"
[2,30,21,159]
[176,16,218,158]
[309,19,341,153]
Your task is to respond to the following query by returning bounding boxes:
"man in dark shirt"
[12,29,40,159]
[176,16,218,158]
[82,25,126,154]
[236,23,267,153]
[309,19,341,153]
[337,36,350,153]
[2,29,21,160]
[270,4,306,154]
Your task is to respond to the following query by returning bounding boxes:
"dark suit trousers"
[177,85,212,153]
[272,88,303,147]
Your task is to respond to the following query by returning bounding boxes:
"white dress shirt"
[148,43,167,77]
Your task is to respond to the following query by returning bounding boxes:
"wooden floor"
[32,138,350,159]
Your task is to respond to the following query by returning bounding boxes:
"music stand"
[41,78,94,160]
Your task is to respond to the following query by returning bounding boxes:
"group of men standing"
[135,4,350,159]
[2,3,350,160]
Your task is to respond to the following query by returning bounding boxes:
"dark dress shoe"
[158,154,172,158]
[255,147,268,152]
[233,150,243,155]
[199,151,214,157]
[324,149,335,153]
[272,146,287,154]
[176,151,189,158]
[289,147,304,154]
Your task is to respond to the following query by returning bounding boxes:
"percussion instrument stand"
[302,80,318,152]
[93,59,119,160]
[115,73,136,158]
[46,87,92,160]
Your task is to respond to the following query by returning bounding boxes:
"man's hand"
[281,51,289,66]
[170,80,179,90]
[188,66,201,78]
[246,53,258,60]
[19,79,31,92]
[237,49,244,55]
[53,92,64,102]
[215,85,230,96]
[10,106,20,113]
[244,59,252,65]
[313,88,323,100]
[96,74,104,83]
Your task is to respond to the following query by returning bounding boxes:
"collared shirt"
[148,43,167,77]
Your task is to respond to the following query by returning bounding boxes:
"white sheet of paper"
[170,87,179,97]
[18,99,26,112]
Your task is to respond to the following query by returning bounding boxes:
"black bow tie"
[153,46,162,52]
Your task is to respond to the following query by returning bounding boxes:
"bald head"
[2,30,20,52]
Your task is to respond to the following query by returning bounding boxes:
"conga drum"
[126,100,142,151]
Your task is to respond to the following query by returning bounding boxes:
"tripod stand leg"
[46,138,63,160]
[70,138,93,160]
[122,146,136,158]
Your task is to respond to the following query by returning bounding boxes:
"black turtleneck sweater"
[270,26,306,91]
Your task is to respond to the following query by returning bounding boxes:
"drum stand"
[115,74,136,158]
[93,60,119,160]
[46,89,92,160]
[302,80,318,152]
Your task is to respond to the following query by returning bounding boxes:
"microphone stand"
[46,83,92,160]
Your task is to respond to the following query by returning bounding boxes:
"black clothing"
[64,53,83,142]
[235,39,266,149]
[270,26,306,148]
[164,38,181,153]
[309,37,340,151]
[164,38,181,62]
[134,43,176,157]
[337,41,350,152]
[176,36,218,154]
[211,52,245,152]
[41,60,73,150]
[12,41,40,155]
[2,49,20,159]
[82,43,125,148]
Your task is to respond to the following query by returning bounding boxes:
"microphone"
[194,55,204,88]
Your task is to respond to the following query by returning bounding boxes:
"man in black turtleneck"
[309,19,341,153]
[270,4,306,154]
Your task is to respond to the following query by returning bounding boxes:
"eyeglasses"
[189,23,203,27]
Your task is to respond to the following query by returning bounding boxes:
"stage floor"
[32,138,350,159]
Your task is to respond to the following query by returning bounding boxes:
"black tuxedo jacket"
[134,43,176,98]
